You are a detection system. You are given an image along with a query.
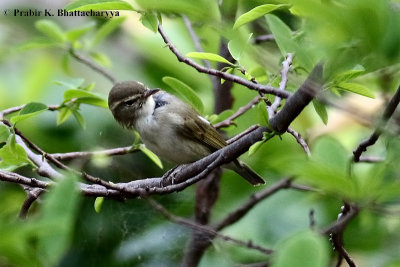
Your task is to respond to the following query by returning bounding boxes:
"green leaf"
[92,16,126,46]
[37,176,80,266]
[94,197,104,213]
[65,0,135,11]
[72,110,86,129]
[248,140,265,156]
[333,65,365,83]
[66,22,96,42]
[140,12,158,33]
[64,89,108,108]
[266,14,314,71]
[139,144,163,169]
[35,20,66,43]
[0,135,29,167]
[336,82,375,98]
[0,124,10,143]
[17,37,59,51]
[211,109,234,124]
[256,101,269,126]
[272,230,329,267]
[221,67,234,84]
[57,107,73,125]
[233,4,288,30]
[10,102,48,124]
[61,53,71,74]
[55,78,85,89]
[312,100,328,125]
[162,76,204,114]
[228,33,253,62]
[186,52,234,66]
[90,51,112,67]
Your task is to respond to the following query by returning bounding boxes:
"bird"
[108,81,265,186]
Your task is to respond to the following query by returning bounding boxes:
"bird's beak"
[143,89,160,98]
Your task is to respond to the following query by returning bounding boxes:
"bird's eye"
[124,99,135,106]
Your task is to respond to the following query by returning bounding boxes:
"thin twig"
[287,127,311,156]
[358,155,384,163]
[148,198,273,255]
[51,146,136,161]
[215,178,292,230]
[214,96,261,129]
[69,48,117,84]
[0,104,58,119]
[269,53,294,117]
[19,187,45,219]
[182,15,212,70]
[157,24,288,98]
[0,170,51,189]
[353,84,400,162]
[253,34,275,44]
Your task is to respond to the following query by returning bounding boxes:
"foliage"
[0,0,400,266]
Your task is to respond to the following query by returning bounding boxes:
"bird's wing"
[178,113,226,151]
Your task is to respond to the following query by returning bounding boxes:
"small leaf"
[76,97,108,108]
[256,101,269,126]
[64,89,108,108]
[211,110,234,124]
[228,33,253,61]
[35,20,66,43]
[0,124,10,143]
[94,197,104,213]
[162,77,204,114]
[61,53,71,74]
[10,102,48,124]
[272,230,329,267]
[233,4,288,30]
[186,52,234,66]
[72,110,86,129]
[248,140,264,156]
[140,12,158,33]
[221,67,234,84]
[333,65,365,83]
[92,16,126,46]
[66,22,96,42]
[57,107,73,125]
[336,82,375,98]
[266,14,313,71]
[65,0,135,12]
[55,78,85,89]
[0,135,29,167]
[17,37,58,51]
[312,100,328,125]
[90,51,112,67]
[139,144,163,169]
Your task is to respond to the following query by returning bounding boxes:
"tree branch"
[157,24,288,98]
[51,146,136,161]
[269,63,323,133]
[19,187,45,219]
[69,48,117,85]
[148,198,273,256]
[353,84,400,162]
[253,34,275,44]
[269,53,294,117]
[215,178,293,230]
[214,96,261,129]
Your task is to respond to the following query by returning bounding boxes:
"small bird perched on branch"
[108,81,265,186]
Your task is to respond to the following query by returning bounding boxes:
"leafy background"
[1,0,400,266]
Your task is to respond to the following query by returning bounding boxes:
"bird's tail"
[228,160,265,186]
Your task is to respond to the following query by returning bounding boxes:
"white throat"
[135,96,156,129]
